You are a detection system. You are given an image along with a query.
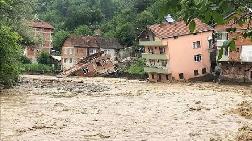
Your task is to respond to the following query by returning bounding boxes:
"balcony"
[139,41,165,46]
[142,53,168,60]
[217,40,227,47]
[144,66,170,74]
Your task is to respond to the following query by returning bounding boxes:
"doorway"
[158,74,162,82]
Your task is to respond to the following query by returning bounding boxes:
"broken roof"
[31,20,54,29]
[66,36,123,49]
[148,19,213,39]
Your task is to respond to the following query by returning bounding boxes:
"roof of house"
[215,13,252,32]
[148,19,213,39]
[65,36,123,49]
[97,37,123,49]
[31,20,54,29]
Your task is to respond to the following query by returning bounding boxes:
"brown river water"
[0,75,251,141]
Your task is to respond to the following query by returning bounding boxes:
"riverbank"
[0,75,251,140]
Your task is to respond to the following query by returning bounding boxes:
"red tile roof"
[31,20,54,29]
[148,19,213,39]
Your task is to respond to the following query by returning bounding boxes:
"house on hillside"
[215,13,252,82]
[139,16,214,82]
[61,36,122,70]
[24,20,54,62]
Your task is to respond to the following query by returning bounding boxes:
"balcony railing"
[144,66,170,74]
[142,53,168,60]
[139,41,165,46]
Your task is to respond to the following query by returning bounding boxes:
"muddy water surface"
[0,75,252,141]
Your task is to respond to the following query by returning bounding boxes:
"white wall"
[241,45,252,62]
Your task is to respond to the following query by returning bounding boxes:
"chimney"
[165,14,175,23]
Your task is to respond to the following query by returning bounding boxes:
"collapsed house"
[59,52,115,77]
[60,36,122,77]
[215,13,252,82]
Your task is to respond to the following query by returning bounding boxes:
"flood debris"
[59,51,115,77]
[232,101,252,119]
[236,126,252,141]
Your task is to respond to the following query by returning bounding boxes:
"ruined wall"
[221,62,252,82]
[228,32,252,61]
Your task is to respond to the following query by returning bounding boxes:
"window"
[149,59,155,66]
[202,68,207,74]
[194,54,202,62]
[69,48,73,55]
[69,58,73,63]
[194,70,199,76]
[224,48,229,56]
[158,74,162,81]
[159,47,166,54]
[161,60,167,67]
[89,48,97,55]
[193,41,201,49]
[64,58,67,63]
[148,47,154,54]
[151,74,155,79]
[166,75,169,80]
[179,73,184,80]
[216,32,228,40]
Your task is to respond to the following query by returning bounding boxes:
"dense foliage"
[36,0,172,50]
[37,52,52,65]
[0,26,22,87]
[0,0,35,87]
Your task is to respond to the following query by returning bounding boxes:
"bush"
[22,64,53,74]
[126,58,147,78]
[20,55,31,64]
[37,52,52,65]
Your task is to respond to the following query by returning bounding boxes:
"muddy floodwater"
[0,75,252,141]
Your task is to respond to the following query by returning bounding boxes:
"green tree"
[53,30,70,52]
[0,0,34,87]
[74,25,93,36]
[20,55,32,64]
[0,26,22,87]
[115,23,136,46]
[37,52,52,65]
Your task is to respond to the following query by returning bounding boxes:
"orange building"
[139,18,214,82]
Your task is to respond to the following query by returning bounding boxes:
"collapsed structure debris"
[59,51,115,77]
[215,12,252,82]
